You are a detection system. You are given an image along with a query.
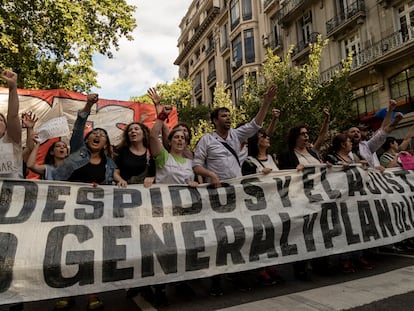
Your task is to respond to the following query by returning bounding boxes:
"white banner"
[0,166,413,304]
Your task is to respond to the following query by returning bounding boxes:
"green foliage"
[0,0,136,92]
[130,78,192,106]
[242,36,355,156]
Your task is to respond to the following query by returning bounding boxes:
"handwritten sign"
[37,116,70,143]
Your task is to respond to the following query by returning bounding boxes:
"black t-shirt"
[68,157,107,184]
[115,147,155,181]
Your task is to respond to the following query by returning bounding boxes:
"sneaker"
[257,269,276,286]
[86,297,103,311]
[341,260,355,274]
[355,258,373,270]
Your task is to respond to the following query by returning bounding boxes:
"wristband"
[157,111,168,121]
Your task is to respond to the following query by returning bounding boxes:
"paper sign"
[37,116,70,143]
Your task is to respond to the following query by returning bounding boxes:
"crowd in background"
[2,70,414,311]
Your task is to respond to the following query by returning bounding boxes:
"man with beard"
[347,100,403,170]
[193,85,277,187]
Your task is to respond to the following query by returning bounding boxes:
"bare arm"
[148,87,171,149]
[265,108,280,136]
[26,136,46,175]
[193,165,221,188]
[313,108,330,152]
[149,107,172,157]
[381,99,397,129]
[22,112,38,163]
[254,85,277,126]
[399,124,414,151]
[1,70,21,143]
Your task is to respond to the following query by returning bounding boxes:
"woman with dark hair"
[242,128,279,175]
[380,123,414,168]
[26,137,68,179]
[278,125,322,171]
[114,122,155,187]
[325,133,355,166]
[52,94,123,311]
[278,125,322,281]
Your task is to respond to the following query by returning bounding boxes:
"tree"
[241,36,355,155]
[0,0,136,92]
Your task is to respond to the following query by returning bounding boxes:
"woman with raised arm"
[52,93,124,311]
[0,70,22,179]
[26,136,68,180]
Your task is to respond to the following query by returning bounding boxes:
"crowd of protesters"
[2,70,414,310]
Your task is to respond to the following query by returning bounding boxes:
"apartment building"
[174,0,414,132]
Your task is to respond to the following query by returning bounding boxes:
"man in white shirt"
[193,85,277,187]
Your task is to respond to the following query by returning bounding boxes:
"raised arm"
[22,112,38,163]
[148,87,171,148]
[26,134,46,175]
[399,123,414,151]
[313,108,330,152]
[381,99,397,129]
[265,108,280,136]
[254,85,277,126]
[1,70,21,143]
[149,106,172,157]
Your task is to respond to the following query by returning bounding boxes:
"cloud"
[91,0,193,101]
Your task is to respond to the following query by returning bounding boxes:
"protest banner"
[0,166,413,305]
[0,88,178,178]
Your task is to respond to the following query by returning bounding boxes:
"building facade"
[174,0,414,131]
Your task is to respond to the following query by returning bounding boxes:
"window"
[234,76,244,106]
[230,0,240,30]
[221,23,229,51]
[397,1,414,42]
[194,72,202,94]
[352,85,380,116]
[343,33,361,66]
[270,14,281,48]
[244,29,255,63]
[225,58,232,84]
[389,65,414,102]
[232,33,243,68]
[242,0,252,20]
[300,10,313,44]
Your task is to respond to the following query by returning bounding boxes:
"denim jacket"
[52,110,116,184]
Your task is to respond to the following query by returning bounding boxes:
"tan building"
[175,0,414,133]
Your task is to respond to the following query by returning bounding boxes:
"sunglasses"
[259,132,269,139]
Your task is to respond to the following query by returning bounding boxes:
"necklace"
[336,152,351,164]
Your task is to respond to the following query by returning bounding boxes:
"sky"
[91,0,193,101]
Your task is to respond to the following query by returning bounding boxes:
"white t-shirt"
[246,155,279,173]
[155,147,194,184]
[0,133,23,179]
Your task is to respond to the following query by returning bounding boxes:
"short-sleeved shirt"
[193,119,260,181]
[155,147,194,184]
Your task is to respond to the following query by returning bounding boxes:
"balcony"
[207,70,216,84]
[326,0,366,39]
[279,0,317,27]
[264,0,276,12]
[220,40,230,53]
[291,32,319,60]
[194,84,202,95]
[205,43,215,57]
[269,34,283,51]
[319,29,414,83]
